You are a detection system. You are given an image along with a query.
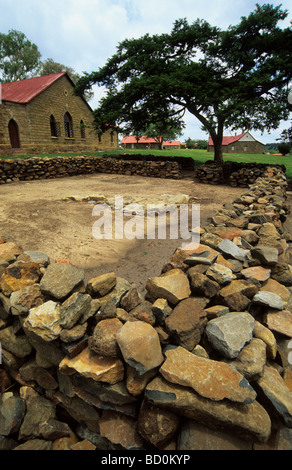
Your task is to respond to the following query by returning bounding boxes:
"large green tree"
[0,29,41,82]
[75,4,292,164]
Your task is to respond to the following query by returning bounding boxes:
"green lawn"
[1,148,292,182]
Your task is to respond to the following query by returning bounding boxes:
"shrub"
[278,143,291,156]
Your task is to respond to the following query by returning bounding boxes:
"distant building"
[0,72,118,155]
[122,135,181,149]
[207,131,264,154]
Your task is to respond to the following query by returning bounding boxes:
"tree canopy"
[75,3,292,163]
[38,58,93,101]
[0,31,93,102]
[0,29,41,82]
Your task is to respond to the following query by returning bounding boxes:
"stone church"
[0,72,118,156]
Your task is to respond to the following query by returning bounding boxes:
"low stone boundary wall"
[194,161,286,187]
[0,155,181,184]
[0,166,292,450]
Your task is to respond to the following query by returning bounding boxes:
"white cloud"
[0,0,291,142]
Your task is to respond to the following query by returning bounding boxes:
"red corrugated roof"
[1,72,67,103]
[208,132,246,146]
[122,136,180,146]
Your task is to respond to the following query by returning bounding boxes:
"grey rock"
[251,246,279,266]
[60,292,92,329]
[18,396,56,441]
[257,366,292,427]
[40,263,84,300]
[252,291,284,310]
[0,395,26,436]
[218,239,248,262]
[21,250,50,266]
[205,312,255,359]
[0,325,32,358]
[14,439,52,450]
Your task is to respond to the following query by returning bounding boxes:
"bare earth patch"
[0,172,247,292]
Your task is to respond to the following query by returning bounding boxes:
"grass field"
[1,148,292,182]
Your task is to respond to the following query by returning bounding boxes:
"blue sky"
[0,0,291,143]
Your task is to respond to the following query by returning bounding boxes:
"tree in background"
[0,29,41,82]
[75,4,292,164]
[278,142,291,155]
[144,113,185,149]
[0,32,93,102]
[39,58,93,101]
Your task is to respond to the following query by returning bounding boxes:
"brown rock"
[99,410,145,450]
[51,429,79,450]
[0,261,41,296]
[0,242,23,263]
[160,346,256,404]
[177,419,252,450]
[187,270,220,297]
[0,370,11,392]
[219,279,258,299]
[227,338,267,381]
[253,320,277,359]
[215,255,235,271]
[38,418,71,440]
[204,305,230,319]
[165,297,207,351]
[120,285,141,311]
[145,376,271,443]
[260,278,291,307]
[161,247,189,273]
[222,291,250,311]
[60,322,87,343]
[126,365,158,397]
[241,266,271,283]
[90,318,123,357]
[137,400,180,448]
[264,310,292,338]
[271,262,292,286]
[116,321,164,375]
[87,272,116,297]
[152,298,172,326]
[283,369,292,391]
[59,346,124,384]
[19,360,58,390]
[71,439,96,450]
[146,269,191,305]
[130,301,156,325]
[10,284,45,315]
[209,226,243,240]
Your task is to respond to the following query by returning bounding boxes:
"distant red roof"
[208,132,246,146]
[122,136,180,146]
[1,72,67,104]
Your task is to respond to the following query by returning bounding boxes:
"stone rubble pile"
[1,166,292,450]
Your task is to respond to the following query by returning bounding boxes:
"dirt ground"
[0,172,274,293]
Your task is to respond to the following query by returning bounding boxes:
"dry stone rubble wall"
[0,165,292,450]
[0,155,181,183]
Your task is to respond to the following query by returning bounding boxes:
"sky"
[0,0,291,144]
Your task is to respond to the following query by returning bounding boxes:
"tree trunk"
[213,141,223,165]
[212,121,224,165]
